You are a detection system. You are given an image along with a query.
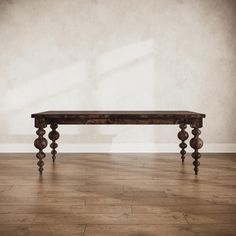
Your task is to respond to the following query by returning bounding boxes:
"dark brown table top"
[31,111,205,118]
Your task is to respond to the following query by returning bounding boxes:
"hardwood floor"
[0,153,235,235]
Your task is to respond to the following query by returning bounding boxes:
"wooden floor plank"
[84,224,236,236]
[0,224,85,236]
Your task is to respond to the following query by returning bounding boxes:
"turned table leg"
[190,126,203,175]
[34,118,48,175]
[48,123,60,162]
[177,124,189,163]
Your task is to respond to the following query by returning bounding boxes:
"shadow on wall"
[1,39,157,147]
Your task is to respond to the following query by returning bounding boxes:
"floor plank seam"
[82,225,87,236]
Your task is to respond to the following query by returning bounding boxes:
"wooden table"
[31,111,205,175]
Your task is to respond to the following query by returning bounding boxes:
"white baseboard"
[0,143,235,153]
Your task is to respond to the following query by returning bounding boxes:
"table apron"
[38,117,203,126]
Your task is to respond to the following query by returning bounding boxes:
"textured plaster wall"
[0,0,236,152]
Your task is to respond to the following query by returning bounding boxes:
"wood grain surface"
[0,153,235,235]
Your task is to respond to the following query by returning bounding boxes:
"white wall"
[0,0,236,153]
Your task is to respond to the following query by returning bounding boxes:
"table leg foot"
[48,123,59,162]
[190,127,203,175]
[34,120,47,174]
[178,124,188,163]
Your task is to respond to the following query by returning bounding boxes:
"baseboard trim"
[0,143,235,153]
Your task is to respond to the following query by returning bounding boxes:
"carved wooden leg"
[48,123,59,162]
[177,124,189,163]
[190,127,203,175]
[34,119,48,175]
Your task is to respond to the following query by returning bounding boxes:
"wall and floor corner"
[0,0,235,153]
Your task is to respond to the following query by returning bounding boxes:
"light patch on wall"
[5,61,87,134]
[95,39,156,142]
[97,39,156,108]
[98,39,154,74]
